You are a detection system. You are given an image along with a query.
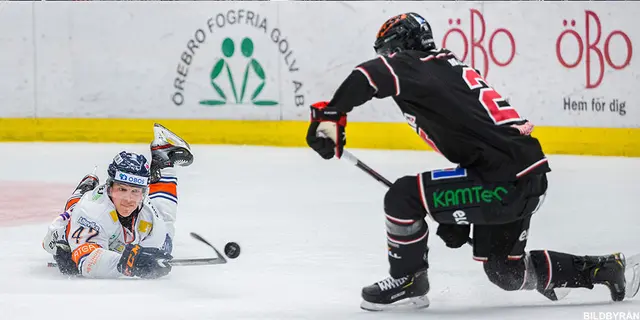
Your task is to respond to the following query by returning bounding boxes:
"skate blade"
[360,295,430,312]
[153,123,191,150]
[624,253,640,299]
[552,288,571,301]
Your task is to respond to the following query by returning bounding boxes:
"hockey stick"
[189,232,227,264]
[47,257,225,268]
[340,150,393,188]
[48,232,227,268]
[339,149,473,246]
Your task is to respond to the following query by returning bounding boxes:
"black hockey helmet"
[107,151,151,189]
[373,12,436,56]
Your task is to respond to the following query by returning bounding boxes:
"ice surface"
[0,142,639,320]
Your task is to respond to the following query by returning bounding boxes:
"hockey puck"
[224,242,241,259]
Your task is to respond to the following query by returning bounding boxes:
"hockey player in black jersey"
[306,12,629,311]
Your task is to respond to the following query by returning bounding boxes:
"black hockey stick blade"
[339,149,473,247]
[190,232,227,264]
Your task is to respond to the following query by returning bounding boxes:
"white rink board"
[0,1,637,127]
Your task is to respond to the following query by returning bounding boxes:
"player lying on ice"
[42,123,193,279]
[306,12,634,311]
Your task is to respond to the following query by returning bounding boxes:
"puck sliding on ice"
[224,242,241,259]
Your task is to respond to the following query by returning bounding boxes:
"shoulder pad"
[73,187,118,228]
[87,184,108,202]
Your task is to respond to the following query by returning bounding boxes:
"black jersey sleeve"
[356,56,402,99]
[326,69,377,113]
[327,55,404,113]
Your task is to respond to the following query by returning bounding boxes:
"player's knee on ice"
[483,250,600,293]
[483,259,528,291]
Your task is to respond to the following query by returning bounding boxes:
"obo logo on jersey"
[115,171,148,186]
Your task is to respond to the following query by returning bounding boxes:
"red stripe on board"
[0,181,75,226]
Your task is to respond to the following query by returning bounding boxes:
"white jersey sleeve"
[148,167,179,241]
[137,197,170,250]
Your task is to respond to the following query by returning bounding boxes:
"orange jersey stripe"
[65,221,71,240]
[72,243,101,265]
[149,182,177,198]
[65,196,81,211]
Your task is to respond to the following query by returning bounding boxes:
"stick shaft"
[47,257,225,268]
[341,150,393,188]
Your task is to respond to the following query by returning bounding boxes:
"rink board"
[0,1,638,156]
[1,118,638,157]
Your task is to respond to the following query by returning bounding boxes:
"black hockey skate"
[580,252,626,301]
[360,268,430,311]
[72,173,100,197]
[150,123,194,183]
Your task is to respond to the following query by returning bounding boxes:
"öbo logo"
[442,9,516,79]
[556,10,633,89]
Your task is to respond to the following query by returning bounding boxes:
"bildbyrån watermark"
[584,312,640,320]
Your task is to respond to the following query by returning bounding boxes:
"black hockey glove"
[53,241,80,276]
[306,101,347,159]
[117,244,173,279]
[436,224,471,249]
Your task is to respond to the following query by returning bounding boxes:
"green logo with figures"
[171,9,305,109]
[432,186,508,208]
[199,37,277,106]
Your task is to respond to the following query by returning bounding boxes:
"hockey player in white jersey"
[42,123,193,279]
